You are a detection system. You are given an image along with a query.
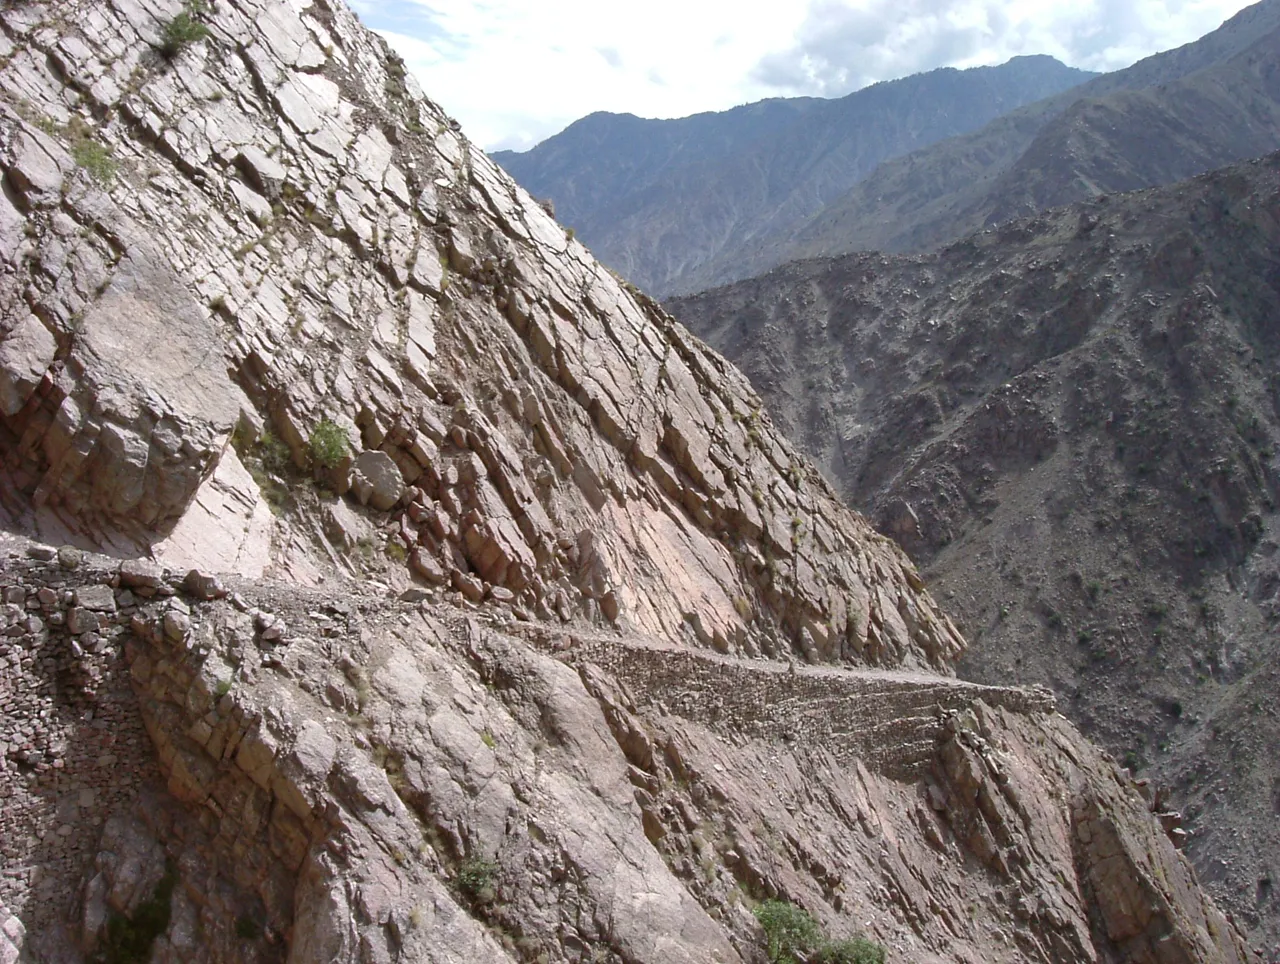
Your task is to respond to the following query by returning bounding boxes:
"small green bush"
[753,900,822,963]
[309,419,349,469]
[457,856,498,904]
[753,900,886,964]
[815,937,887,964]
[98,863,176,964]
[162,0,211,58]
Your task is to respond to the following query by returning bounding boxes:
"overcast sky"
[350,0,1256,153]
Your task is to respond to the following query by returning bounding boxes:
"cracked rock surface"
[0,0,1260,961]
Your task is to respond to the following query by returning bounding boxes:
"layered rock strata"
[0,0,1260,961]
[0,549,1258,963]
[0,0,962,672]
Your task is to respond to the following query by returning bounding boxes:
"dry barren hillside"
[674,154,1280,951]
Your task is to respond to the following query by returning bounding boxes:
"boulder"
[0,313,56,416]
[0,902,25,964]
[119,559,165,589]
[350,451,405,511]
[183,570,227,601]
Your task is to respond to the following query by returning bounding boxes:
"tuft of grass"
[73,139,118,184]
[258,431,292,474]
[237,428,293,515]
[162,0,211,58]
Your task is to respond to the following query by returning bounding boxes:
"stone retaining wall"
[0,547,160,943]
[521,631,1057,780]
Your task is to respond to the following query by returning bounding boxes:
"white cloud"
[754,0,1256,96]
[367,0,811,150]
[363,0,1255,151]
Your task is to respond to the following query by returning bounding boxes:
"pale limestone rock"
[283,720,337,786]
[153,447,273,578]
[323,496,372,551]
[350,450,404,511]
[235,145,287,196]
[7,129,66,199]
[118,558,165,589]
[0,191,25,263]
[0,904,24,964]
[73,585,116,613]
[0,316,53,420]
[76,253,246,434]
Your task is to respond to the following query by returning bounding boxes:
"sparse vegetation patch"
[309,418,350,469]
[162,0,211,58]
[457,856,498,905]
[752,900,886,963]
[96,862,176,964]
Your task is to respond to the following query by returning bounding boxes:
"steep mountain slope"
[673,154,1280,950]
[493,57,1094,296]
[719,1,1280,283]
[0,0,1258,962]
[489,98,822,231]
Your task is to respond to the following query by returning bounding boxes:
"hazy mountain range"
[496,0,1280,298]
[493,56,1095,295]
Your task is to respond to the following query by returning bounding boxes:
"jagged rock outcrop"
[0,0,1260,961]
[0,549,1258,963]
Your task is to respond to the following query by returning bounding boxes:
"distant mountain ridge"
[672,153,1280,947]
[700,0,1280,288]
[493,55,1096,295]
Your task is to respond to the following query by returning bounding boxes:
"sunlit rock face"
[0,1,1258,962]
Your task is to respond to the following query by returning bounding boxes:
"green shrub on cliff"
[754,900,822,963]
[753,900,886,964]
[161,0,211,58]
[309,419,350,469]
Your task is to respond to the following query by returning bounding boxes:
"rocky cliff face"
[0,0,1259,962]
[673,154,1280,952]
